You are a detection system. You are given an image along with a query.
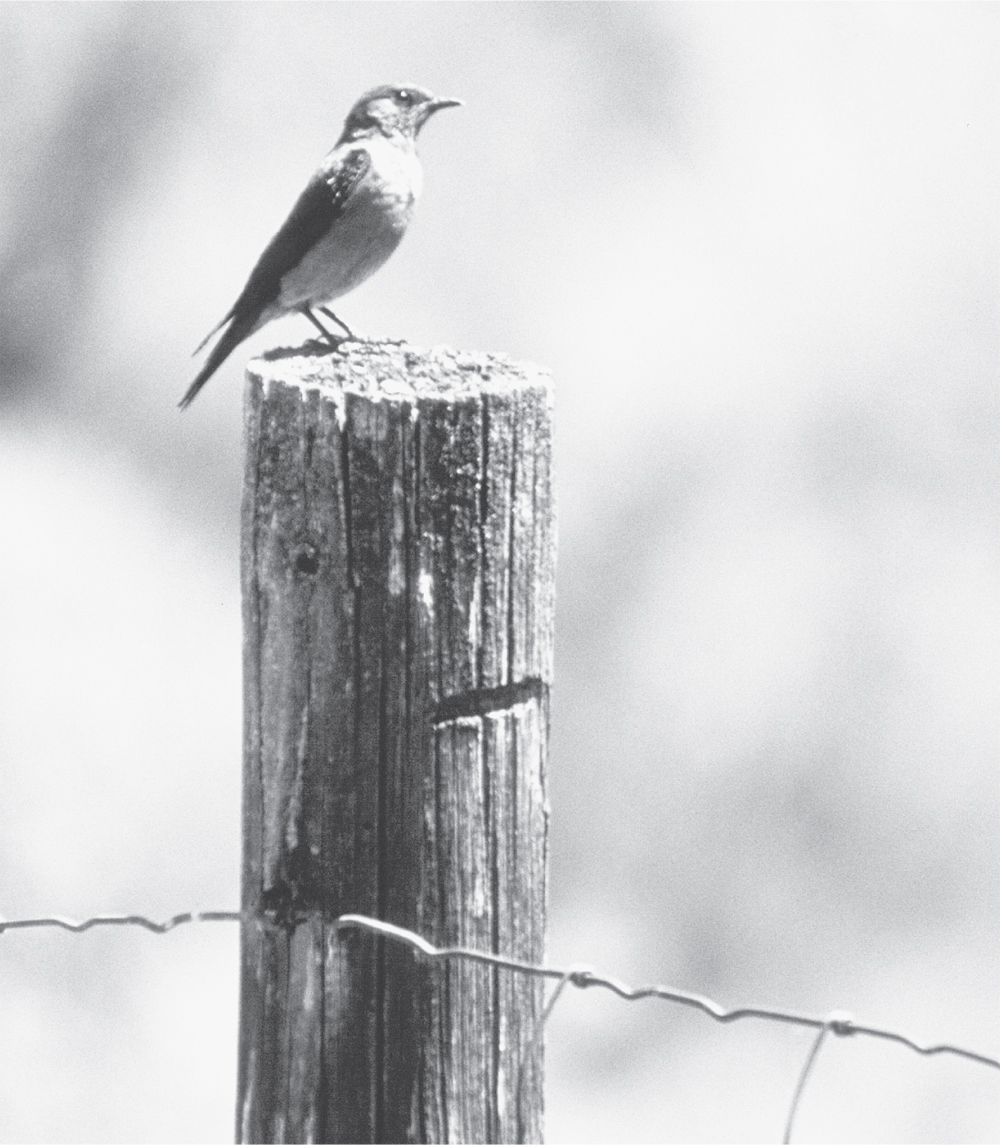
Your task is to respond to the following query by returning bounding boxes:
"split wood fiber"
[238,340,555,1144]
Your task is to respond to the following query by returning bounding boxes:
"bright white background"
[0,3,997,1141]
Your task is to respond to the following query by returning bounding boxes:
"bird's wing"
[182,147,371,409]
[228,147,373,318]
[191,147,373,353]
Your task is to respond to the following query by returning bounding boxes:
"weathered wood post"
[238,340,555,1143]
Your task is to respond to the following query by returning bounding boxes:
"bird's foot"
[318,306,355,339]
[301,305,353,347]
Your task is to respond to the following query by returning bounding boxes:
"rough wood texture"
[238,340,555,1144]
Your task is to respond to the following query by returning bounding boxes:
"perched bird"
[179,84,462,409]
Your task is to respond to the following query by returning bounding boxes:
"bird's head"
[339,85,463,143]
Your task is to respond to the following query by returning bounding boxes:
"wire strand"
[0,910,242,935]
[1,909,996,1076]
[783,1011,852,1144]
[334,914,999,1071]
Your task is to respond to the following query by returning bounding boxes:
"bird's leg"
[300,305,344,347]
[318,306,356,339]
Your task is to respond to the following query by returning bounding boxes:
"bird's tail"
[179,310,259,410]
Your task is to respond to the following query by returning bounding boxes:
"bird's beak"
[422,96,463,120]
[413,95,462,134]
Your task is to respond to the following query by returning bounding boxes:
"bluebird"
[179,84,462,409]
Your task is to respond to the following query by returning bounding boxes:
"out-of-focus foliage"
[0,4,996,1142]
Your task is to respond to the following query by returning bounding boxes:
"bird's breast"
[278,136,424,309]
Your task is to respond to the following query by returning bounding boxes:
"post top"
[248,339,551,404]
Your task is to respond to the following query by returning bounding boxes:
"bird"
[179,84,462,409]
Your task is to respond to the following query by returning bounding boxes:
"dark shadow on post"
[238,340,555,1143]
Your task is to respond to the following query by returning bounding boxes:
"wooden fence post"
[237,340,555,1144]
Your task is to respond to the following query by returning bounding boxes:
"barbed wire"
[1,908,996,1143]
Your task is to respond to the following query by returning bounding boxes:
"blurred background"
[0,3,997,1141]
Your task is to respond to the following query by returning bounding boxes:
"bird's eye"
[396,89,414,104]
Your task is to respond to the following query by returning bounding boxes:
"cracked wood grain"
[238,341,555,1144]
